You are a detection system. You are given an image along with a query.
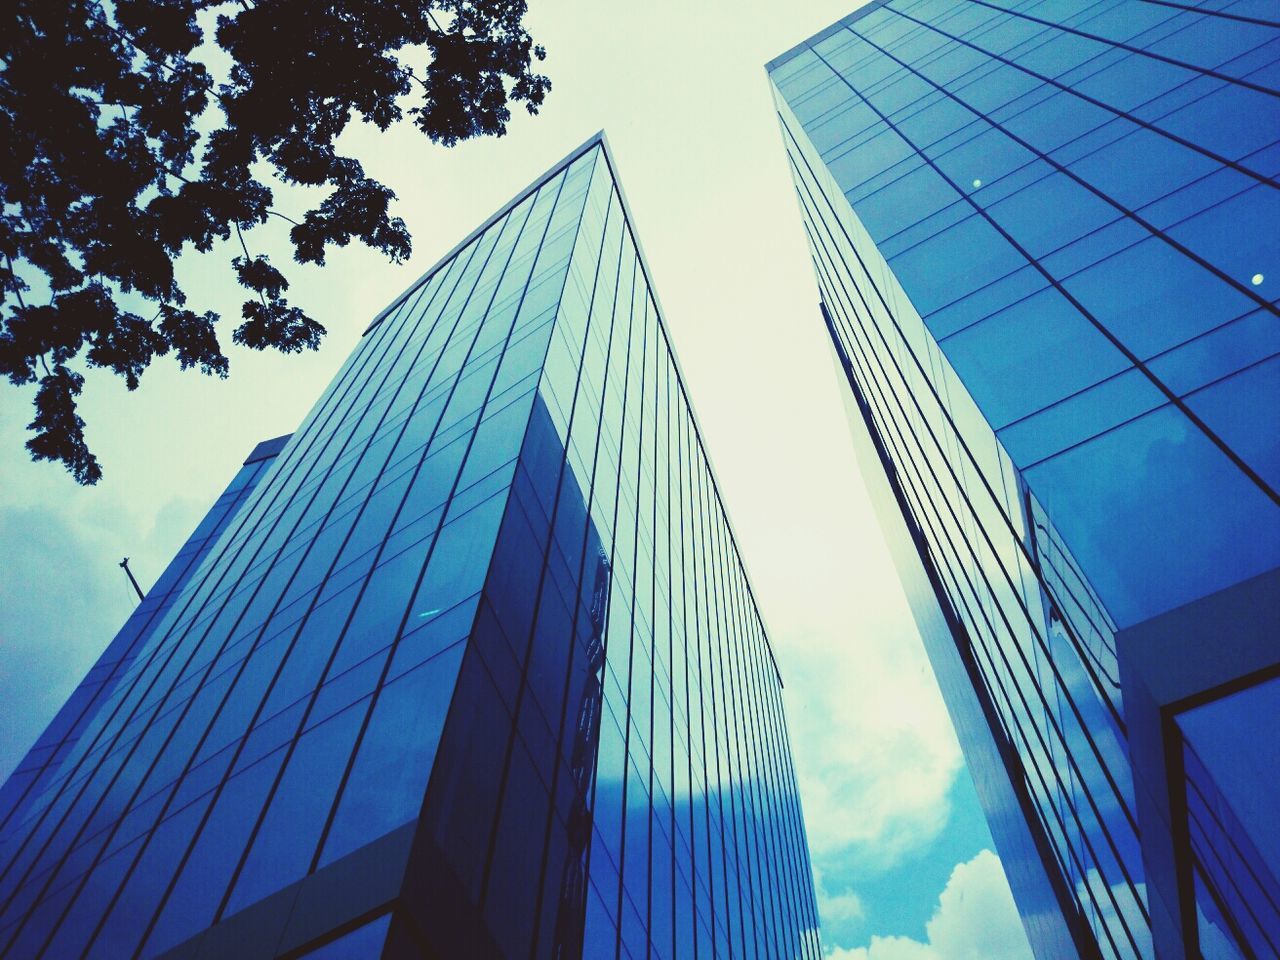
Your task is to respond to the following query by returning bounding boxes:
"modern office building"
[0,135,820,959]
[768,3,1278,960]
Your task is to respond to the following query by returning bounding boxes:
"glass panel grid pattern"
[0,141,592,960]
[769,2,1279,959]
[775,86,1143,960]
[0,138,820,960]
[1176,675,1280,959]
[770,0,1280,630]
[530,151,821,960]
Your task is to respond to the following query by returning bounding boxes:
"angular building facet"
[0,135,820,960]
[768,4,1279,959]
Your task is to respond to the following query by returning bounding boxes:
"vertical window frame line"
[642,290,662,954]
[717,525,778,957]
[579,247,642,950]
[665,343,686,957]
[722,543,788,957]
[641,321,666,955]
[679,390,719,955]
[612,292,655,960]
[671,389,704,960]
[683,397,721,957]
[662,353,680,960]
[702,483,761,958]
[691,451,738,956]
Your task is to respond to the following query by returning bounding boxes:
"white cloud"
[784,617,964,863]
[815,865,866,930]
[827,938,934,960]
[824,850,1032,960]
[743,353,965,872]
[0,492,205,783]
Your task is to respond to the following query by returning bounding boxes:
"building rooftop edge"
[362,131,606,338]
[353,129,788,687]
[765,0,888,74]
[244,433,293,465]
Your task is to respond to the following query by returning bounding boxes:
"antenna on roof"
[119,557,144,603]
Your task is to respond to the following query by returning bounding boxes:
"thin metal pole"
[119,557,144,602]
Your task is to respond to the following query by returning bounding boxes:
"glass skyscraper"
[0,135,820,959]
[768,3,1278,959]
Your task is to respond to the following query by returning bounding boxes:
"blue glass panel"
[1179,677,1280,879]
[297,913,391,958]
[320,643,465,866]
[940,286,1128,430]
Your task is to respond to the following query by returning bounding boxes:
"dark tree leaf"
[2,0,550,484]
[157,305,228,377]
[26,365,102,485]
[235,299,325,354]
[290,178,411,266]
[233,255,289,300]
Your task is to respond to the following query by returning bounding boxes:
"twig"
[3,254,29,311]
[234,222,271,313]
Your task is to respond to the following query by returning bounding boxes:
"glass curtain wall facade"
[0,135,819,960]
[768,4,1279,960]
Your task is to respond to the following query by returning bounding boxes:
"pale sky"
[0,2,1031,956]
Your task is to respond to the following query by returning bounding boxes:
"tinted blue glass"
[0,138,818,960]
[296,913,391,958]
[1179,677,1280,879]
[770,2,1279,958]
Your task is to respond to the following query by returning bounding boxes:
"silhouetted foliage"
[0,0,550,484]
